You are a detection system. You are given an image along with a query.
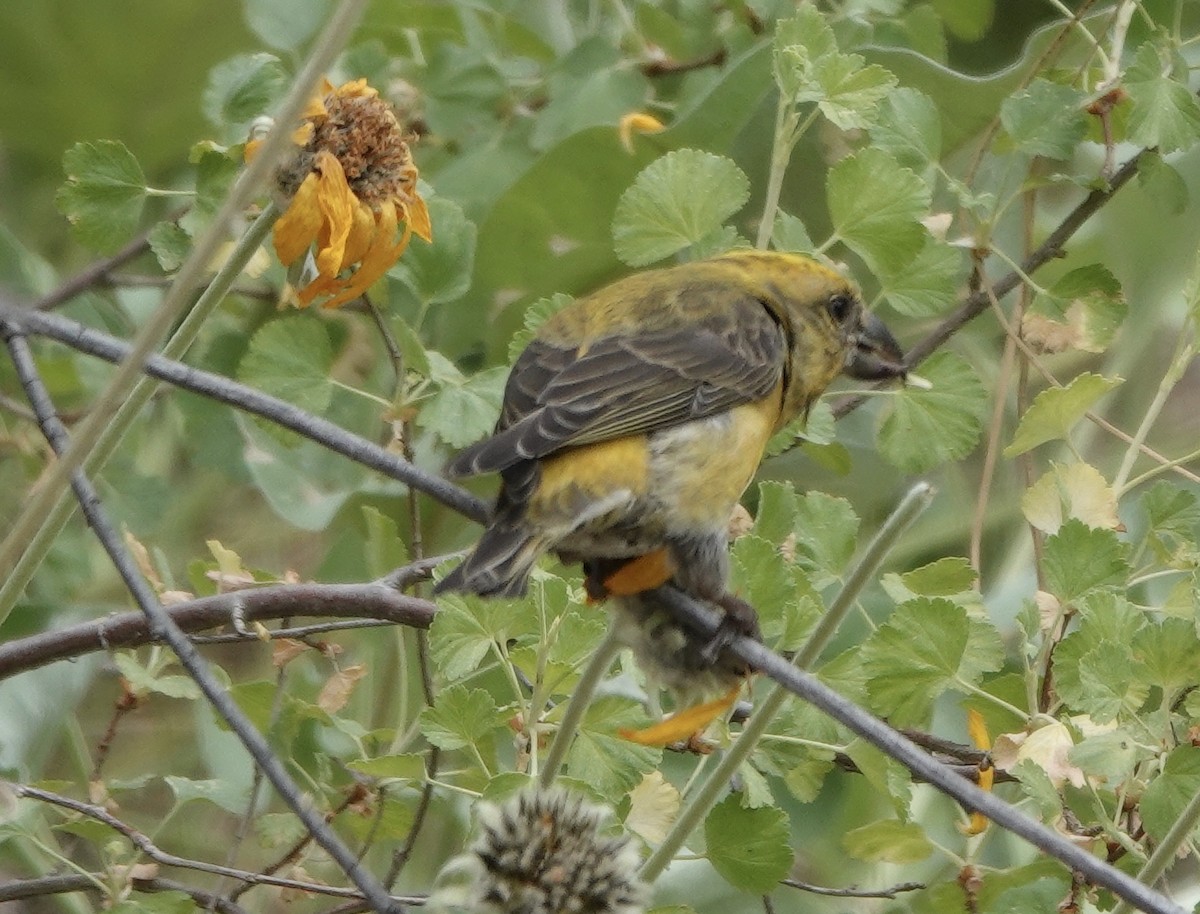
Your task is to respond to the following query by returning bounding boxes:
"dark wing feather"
[446,294,785,478]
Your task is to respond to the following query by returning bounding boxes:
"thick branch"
[0,581,437,680]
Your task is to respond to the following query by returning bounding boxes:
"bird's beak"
[845,311,906,381]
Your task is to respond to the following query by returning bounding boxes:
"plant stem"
[0,0,366,618]
[0,202,278,624]
[538,627,622,787]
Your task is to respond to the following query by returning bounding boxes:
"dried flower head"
[432,787,647,914]
[256,77,431,309]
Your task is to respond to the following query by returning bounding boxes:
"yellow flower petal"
[318,200,407,309]
[966,708,991,750]
[619,684,741,747]
[312,151,356,279]
[618,111,667,153]
[339,201,379,273]
[272,171,323,266]
[404,193,433,243]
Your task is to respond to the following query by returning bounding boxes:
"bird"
[434,250,906,636]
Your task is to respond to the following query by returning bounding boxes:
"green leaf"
[933,0,994,41]
[751,480,799,544]
[828,148,929,272]
[844,739,914,820]
[1000,79,1088,159]
[507,293,574,362]
[1134,618,1200,698]
[162,776,249,815]
[772,8,838,101]
[1074,640,1150,723]
[389,197,477,306]
[419,685,503,750]
[362,505,407,580]
[148,221,190,272]
[112,654,201,701]
[1140,745,1200,842]
[730,536,821,649]
[238,316,334,415]
[244,0,327,51]
[428,591,535,683]
[1011,760,1063,820]
[1069,729,1152,786]
[871,87,942,168]
[418,365,508,449]
[805,54,898,130]
[1137,151,1190,216]
[771,211,814,255]
[1042,519,1128,604]
[1125,43,1200,153]
[566,697,660,796]
[346,753,426,781]
[842,819,932,863]
[202,52,287,134]
[900,557,978,596]
[704,797,792,892]
[388,315,432,378]
[1023,265,1126,354]
[791,491,859,587]
[764,398,836,457]
[1004,373,1122,457]
[612,149,750,267]
[879,236,964,317]
[109,891,195,914]
[862,598,1004,725]
[56,141,147,253]
[878,352,986,473]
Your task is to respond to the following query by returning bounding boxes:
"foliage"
[3,2,1200,914]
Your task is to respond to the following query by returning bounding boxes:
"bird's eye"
[827,294,854,324]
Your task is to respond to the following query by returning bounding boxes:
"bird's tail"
[434,519,547,597]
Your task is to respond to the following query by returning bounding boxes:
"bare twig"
[0,298,488,524]
[781,877,925,899]
[3,318,402,914]
[0,580,436,680]
[6,784,423,906]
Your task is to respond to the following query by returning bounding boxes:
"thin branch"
[0,299,488,524]
[0,872,254,914]
[7,784,425,906]
[2,321,402,913]
[0,580,436,680]
[833,147,1148,421]
[648,585,1186,914]
[781,877,926,899]
[0,0,372,597]
[33,211,181,311]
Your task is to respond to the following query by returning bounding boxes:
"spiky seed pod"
[431,787,647,914]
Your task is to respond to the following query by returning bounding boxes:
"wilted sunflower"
[255,77,431,309]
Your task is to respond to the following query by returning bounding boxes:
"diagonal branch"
[2,319,403,914]
[651,584,1186,914]
[0,297,487,524]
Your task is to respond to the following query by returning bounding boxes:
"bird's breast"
[647,386,783,532]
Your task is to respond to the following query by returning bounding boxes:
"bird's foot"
[583,549,675,603]
[697,593,762,666]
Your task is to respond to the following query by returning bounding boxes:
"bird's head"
[720,251,907,424]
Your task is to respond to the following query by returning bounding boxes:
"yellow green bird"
[435,250,905,628]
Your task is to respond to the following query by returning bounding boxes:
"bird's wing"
[447,295,785,477]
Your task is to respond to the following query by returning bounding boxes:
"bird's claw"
[697,593,761,664]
